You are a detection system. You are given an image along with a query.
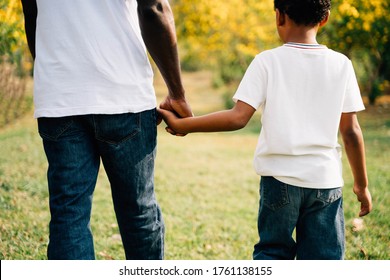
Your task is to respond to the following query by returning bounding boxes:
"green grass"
[0,72,389,260]
[341,105,390,260]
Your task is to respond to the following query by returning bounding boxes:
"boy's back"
[233,43,365,188]
[158,0,372,259]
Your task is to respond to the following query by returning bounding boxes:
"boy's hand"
[157,107,182,136]
[353,184,372,217]
[157,96,192,136]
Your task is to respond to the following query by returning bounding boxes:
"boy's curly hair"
[274,0,331,26]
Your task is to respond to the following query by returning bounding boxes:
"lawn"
[0,71,389,260]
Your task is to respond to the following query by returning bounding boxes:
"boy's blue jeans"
[253,176,345,260]
[37,109,164,260]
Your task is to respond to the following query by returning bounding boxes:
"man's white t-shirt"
[233,43,365,189]
[33,0,156,118]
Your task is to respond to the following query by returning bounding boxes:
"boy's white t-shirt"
[233,43,365,189]
[33,0,156,118]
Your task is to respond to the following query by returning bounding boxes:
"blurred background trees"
[324,0,389,104]
[0,0,389,128]
[173,0,276,85]
[0,0,32,127]
[173,0,389,105]
[1,0,26,67]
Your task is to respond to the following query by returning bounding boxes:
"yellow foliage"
[1,0,26,47]
[338,2,359,18]
[335,0,389,33]
[0,0,31,73]
[173,0,277,75]
[173,0,389,101]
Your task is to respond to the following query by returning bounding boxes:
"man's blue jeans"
[253,176,345,260]
[38,109,164,260]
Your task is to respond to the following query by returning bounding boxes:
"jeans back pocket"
[316,188,342,204]
[38,117,75,141]
[94,113,141,145]
[261,177,290,211]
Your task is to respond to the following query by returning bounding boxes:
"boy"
[159,0,372,260]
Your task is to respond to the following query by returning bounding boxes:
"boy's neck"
[276,9,322,45]
[282,26,319,45]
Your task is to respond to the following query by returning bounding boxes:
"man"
[21,0,192,260]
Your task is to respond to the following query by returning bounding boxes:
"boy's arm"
[158,100,256,134]
[136,0,192,118]
[21,0,37,60]
[339,112,372,217]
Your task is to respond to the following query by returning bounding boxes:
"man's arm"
[340,112,372,217]
[136,0,192,118]
[21,0,37,60]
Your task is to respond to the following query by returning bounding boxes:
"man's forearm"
[136,0,184,99]
[21,0,37,59]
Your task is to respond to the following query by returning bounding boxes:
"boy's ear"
[276,8,286,26]
[319,10,330,27]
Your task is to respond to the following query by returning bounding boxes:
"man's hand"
[159,96,193,119]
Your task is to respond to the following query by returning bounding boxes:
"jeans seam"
[95,114,141,145]
[92,115,98,141]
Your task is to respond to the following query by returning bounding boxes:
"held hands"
[157,107,183,135]
[157,96,193,136]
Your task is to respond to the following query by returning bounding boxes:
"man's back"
[34,0,156,118]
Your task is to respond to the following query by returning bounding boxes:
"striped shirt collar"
[284,42,327,49]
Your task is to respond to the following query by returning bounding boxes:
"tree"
[0,0,30,73]
[0,0,31,127]
[173,0,277,84]
[173,0,389,104]
[317,0,389,104]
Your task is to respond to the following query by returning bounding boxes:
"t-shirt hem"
[34,104,156,118]
[272,176,344,189]
[342,105,365,113]
[232,96,258,110]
